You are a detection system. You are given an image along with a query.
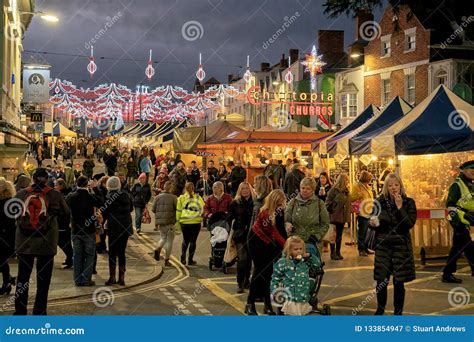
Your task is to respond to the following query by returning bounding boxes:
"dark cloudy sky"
[23,0,383,90]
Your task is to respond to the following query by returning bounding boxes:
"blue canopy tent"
[324,105,378,156]
[371,85,474,156]
[142,121,173,138]
[135,123,157,137]
[349,96,412,155]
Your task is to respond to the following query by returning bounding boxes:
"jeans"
[135,207,144,230]
[181,223,201,262]
[157,224,175,260]
[357,216,370,251]
[72,233,96,285]
[14,254,54,315]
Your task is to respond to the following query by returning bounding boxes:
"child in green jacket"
[271,236,321,315]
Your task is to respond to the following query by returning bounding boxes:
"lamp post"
[20,11,59,22]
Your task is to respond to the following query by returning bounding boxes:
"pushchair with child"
[207,212,236,274]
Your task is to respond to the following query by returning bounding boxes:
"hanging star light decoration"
[196,53,206,83]
[301,45,325,90]
[145,49,155,81]
[87,45,97,78]
[243,55,252,84]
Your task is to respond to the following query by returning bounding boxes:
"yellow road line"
[198,279,245,314]
[428,303,474,315]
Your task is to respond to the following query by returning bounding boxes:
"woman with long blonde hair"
[227,181,256,293]
[245,189,287,315]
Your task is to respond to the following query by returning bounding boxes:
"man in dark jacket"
[104,151,118,176]
[130,173,152,234]
[442,160,474,283]
[228,160,247,197]
[151,181,177,265]
[190,161,201,186]
[66,176,102,286]
[283,162,305,198]
[54,178,73,268]
[207,160,219,185]
[14,168,70,315]
[196,171,212,198]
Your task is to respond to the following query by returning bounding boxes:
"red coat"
[204,193,233,218]
[252,209,286,248]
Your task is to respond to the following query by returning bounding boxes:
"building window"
[340,93,357,119]
[405,74,415,104]
[381,35,391,57]
[405,28,416,52]
[382,79,391,105]
[436,70,448,86]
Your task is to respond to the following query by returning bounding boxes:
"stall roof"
[43,122,77,138]
[319,105,378,153]
[197,131,331,149]
[349,96,412,155]
[371,85,474,156]
[120,123,141,135]
[125,123,153,136]
[205,120,244,141]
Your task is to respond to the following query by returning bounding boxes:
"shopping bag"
[141,207,152,224]
[223,229,238,263]
[365,227,377,250]
[322,224,336,244]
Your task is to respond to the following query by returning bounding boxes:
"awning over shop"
[43,122,77,138]
[124,123,153,136]
[205,120,244,141]
[197,131,331,149]
[321,105,378,154]
[371,85,474,156]
[120,123,141,135]
[348,96,412,155]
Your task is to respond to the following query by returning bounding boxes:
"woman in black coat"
[102,177,134,286]
[370,173,417,315]
[226,181,255,293]
[0,178,17,295]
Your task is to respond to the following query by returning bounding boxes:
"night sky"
[23,0,383,90]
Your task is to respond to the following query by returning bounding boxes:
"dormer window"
[405,28,416,52]
[381,34,391,57]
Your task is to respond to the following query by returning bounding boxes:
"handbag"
[351,200,361,215]
[224,229,238,263]
[365,227,377,250]
[141,207,152,224]
[322,224,337,244]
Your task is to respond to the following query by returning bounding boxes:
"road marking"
[198,279,244,314]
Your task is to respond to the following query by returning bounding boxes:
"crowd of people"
[0,144,473,316]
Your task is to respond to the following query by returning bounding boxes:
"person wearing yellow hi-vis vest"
[176,182,205,266]
[442,160,474,284]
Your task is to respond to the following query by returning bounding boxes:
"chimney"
[260,62,270,71]
[355,9,374,40]
[289,49,299,64]
[317,30,345,68]
[280,53,286,67]
[228,74,234,83]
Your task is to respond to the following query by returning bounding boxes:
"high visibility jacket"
[448,177,474,225]
[176,192,204,225]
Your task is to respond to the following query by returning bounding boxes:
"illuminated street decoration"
[243,55,252,84]
[196,53,206,83]
[301,45,326,90]
[284,56,294,85]
[87,45,97,78]
[145,49,155,81]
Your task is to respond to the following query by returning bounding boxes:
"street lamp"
[20,11,59,22]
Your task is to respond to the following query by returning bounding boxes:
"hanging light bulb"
[196,53,206,83]
[243,55,252,84]
[284,55,294,85]
[145,49,155,81]
[87,45,97,78]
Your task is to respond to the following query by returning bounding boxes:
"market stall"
[356,85,474,262]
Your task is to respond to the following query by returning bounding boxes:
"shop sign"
[195,150,216,157]
[23,68,50,103]
[30,111,43,122]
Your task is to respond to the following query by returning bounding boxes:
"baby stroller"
[207,212,235,274]
[305,241,331,315]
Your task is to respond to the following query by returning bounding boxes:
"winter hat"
[33,168,49,183]
[160,168,168,175]
[106,176,121,191]
[460,160,474,170]
[138,172,147,180]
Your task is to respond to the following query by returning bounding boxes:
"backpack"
[18,186,53,232]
